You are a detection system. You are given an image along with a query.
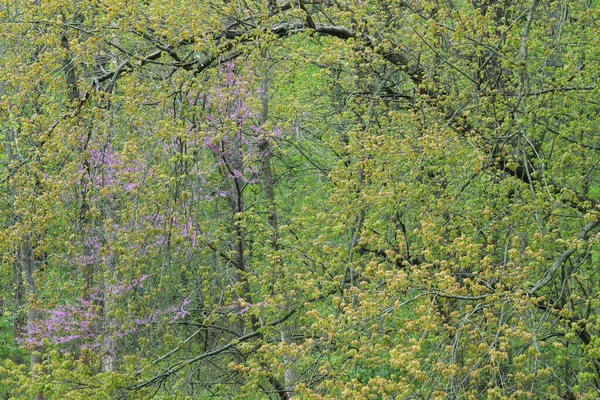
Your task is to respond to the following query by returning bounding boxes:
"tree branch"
[128,305,299,392]
[528,220,600,296]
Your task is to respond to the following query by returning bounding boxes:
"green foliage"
[1,0,600,398]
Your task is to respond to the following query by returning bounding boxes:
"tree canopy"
[1,0,600,398]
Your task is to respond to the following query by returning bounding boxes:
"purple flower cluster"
[22,277,190,350]
[200,62,282,186]
[21,299,96,348]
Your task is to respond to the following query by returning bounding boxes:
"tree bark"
[21,240,45,400]
[259,54,296,397]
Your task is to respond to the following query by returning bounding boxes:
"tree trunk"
[259,56,296,397]
[21,240,45,400]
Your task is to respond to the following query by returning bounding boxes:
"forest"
[0,0,599,398]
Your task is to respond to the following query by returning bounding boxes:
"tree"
[1,0,599,398]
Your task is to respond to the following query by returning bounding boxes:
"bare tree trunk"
[101,202,118,373]
[259,55,296,397]
[21,240,45,400]
[217,62,289,400]
[3,76,44,396]
[101,294,116,372]
[61,6,118,372]
[229,131,248,332]
[1,81,26,345]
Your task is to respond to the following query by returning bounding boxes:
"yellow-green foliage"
[1,0,599,399]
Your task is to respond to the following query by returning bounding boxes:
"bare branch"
[128,305,299,392]
[528,221,600,296]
